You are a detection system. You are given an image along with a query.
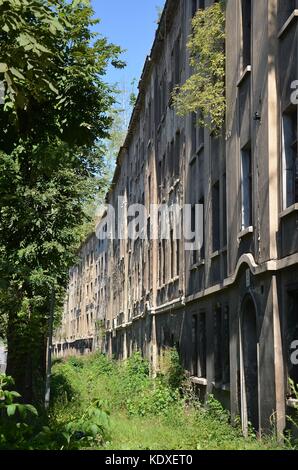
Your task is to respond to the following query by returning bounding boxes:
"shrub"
[0,374,38,450]
[158,347,185,390]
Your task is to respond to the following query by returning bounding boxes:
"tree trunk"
[6,313,47,404]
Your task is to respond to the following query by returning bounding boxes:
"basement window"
[282,109,298,209]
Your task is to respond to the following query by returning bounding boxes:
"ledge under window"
[238,226,254,240]
[278,10,298,39]
[279,203,298,219]
[210,250,220,260]
[190,376,207,386]
[190,259,205,271]
[237,65,251,88]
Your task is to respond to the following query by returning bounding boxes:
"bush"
[158,348,185,390]
[0,374,38,450]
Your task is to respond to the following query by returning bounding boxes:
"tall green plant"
[173,1,226,133]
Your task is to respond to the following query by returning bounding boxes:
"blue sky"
[92,1,166,105]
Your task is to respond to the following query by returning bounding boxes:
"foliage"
[46,354,286,450]
[173,1,226,133]
[0,374,38,449]
[36,399,110,450]
[158,347,185,390]
[0,0,124,400]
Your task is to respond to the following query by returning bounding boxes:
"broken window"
[241,146,253,229]
[282,109,298,209]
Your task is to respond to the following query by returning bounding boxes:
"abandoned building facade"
[54,0,298,436]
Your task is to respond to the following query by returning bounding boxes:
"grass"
[48,352,288,450]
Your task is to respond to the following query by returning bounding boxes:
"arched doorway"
[240,295,259,435]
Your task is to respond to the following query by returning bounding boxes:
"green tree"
[173,1,225,133]
[0,0,124,402]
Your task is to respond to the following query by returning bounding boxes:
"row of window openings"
[192,308,230,385]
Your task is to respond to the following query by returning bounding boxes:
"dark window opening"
[199,312,207,378]
[212,181,220,252]
[192,314,198,376]
[282,109,298,209]
[214,307,223,383]
[241,0,252,69]
[223,307,230,384]
[241,147,253,229]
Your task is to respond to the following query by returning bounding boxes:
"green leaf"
[6,404,17,416]
[10,67,25,80]
[0,63,8,73]
[25,404,38,416]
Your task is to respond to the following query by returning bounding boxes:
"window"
[241,147,253,229]
[176,238,180,276]
[282,110,298,209]
[192,0,205,17]
[212,181,220,252]
[174,131,181,178]
[191,112,197,155]
[198,312,207,378]
[278,0,297,27]
[159,242,162,286]
[241,0,252,69]
[214,307,222,383]
[199,196,205,260]
[162,238,166,284]
[223,307,230,384]
[223,174,227,246]
[170,229,174,279]
[192,315,198,376]
[174,34,181,86]
[191,204,197,265]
